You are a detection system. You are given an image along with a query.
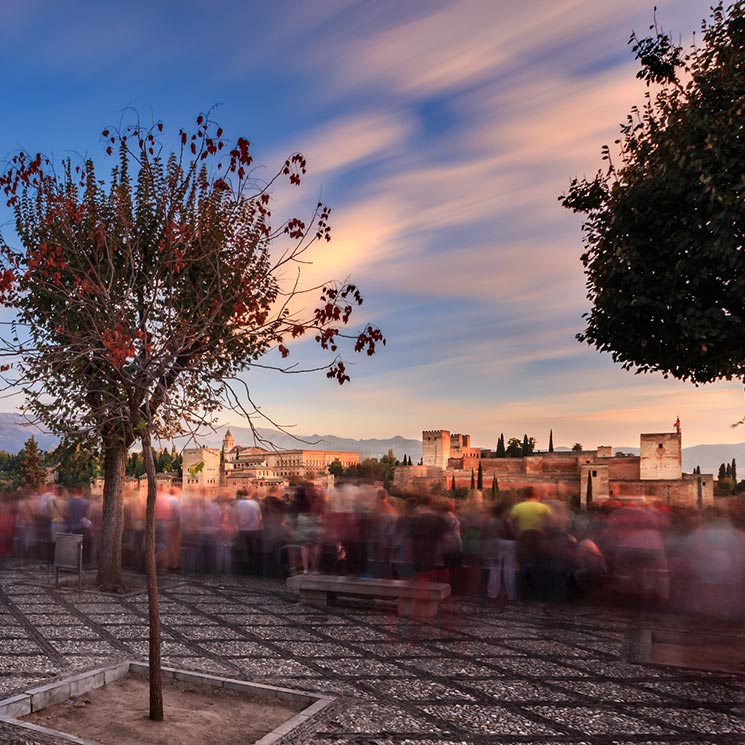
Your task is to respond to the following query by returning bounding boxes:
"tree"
[491,475,499,497]
[477,461,483,490]
[496,434,506,458]
[470,469,475,489]
[727,462,733,479]
[548,429,554,453]
[505,437,522,458]
[562,3,745,385]
[586,470,593,508]
[572,443,583,452]
[56,442,100,487]
[328,458,343,478]
[451,475,456,493]
[719,463,728,481]
[733,459,738,484]
[17,436,46,489]
[0,114,383,720]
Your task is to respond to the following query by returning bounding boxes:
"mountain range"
[0,412,740,474]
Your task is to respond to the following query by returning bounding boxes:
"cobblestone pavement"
[1,560,744,744]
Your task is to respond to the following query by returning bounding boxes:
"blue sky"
[0,0,740,450]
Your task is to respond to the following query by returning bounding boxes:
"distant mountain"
[174,425,422,462]
[0,411,740,473]
[0,413,59,453]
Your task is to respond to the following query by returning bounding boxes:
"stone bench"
[286,574,451,618]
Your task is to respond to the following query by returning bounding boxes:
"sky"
[0,0,741,451]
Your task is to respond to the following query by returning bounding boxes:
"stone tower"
[223,429,235,454]
[640,432,682,480]
[422,430,450,469]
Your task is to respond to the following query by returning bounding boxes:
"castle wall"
[449,433,471,458]
[640,433,682,480]
[580,464,609,505]
[422,430,450,469]
[610,476,713,508]
[607,457,641,480]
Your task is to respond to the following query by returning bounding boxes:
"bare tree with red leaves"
[0,112,383,719]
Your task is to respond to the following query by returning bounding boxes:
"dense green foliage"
[562,2,745,384]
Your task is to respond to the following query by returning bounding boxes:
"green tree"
[55,442,100,487]
[727,463,733,479]
[477,461,483,490]
[548,429,554,453]
[733,459,738,484]
[470,469,475,489]
[17,436,46,489]
[719,463,727,481]
[586,470,593,508]
[491,475,499,497]
[496,434,506,458]
[562,3,745,385]
[505,437,522,457]
[328,458,343,477]
[451,475,456,493]
[572,443,583,453]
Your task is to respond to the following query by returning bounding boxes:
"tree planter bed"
[0,661,334,745]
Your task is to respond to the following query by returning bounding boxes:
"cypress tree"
[477,461,483,490]
[522,434,531,456]
[732,459,737,484]
[491,475,499,497]
[451,475,456,493]
[586,470,593,508]
[18,436,46,490]
[496,434,506,458]
[548,429,554,453]
[719,463,727,480]
[727,463,732,479]
[470,469,475,489]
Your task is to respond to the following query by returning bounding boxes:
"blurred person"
[368,488,399,578]
[510,487,555,600]
[215,493,237,574]
[408,494,448,581]
[484,497,519,602]
[260,492,288,577]
[0,495,14,562]
[179,493,203,573]
[606,504,670,607]
[15,490,36,559]
[437,497,463,584]
[677,508,745,619]
[48,486,69,555]
[234,488,263,574]
[573,537,608,598]
[459,489,485,595]
[290,484,325,575]
[166,486,182,571]
[67,486,92,567]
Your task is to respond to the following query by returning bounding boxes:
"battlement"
[423,429,450,439]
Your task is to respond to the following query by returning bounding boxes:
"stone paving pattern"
[0,559,744,744]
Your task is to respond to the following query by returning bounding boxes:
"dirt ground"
[24,675,304,745]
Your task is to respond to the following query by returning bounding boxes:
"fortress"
[397,429,713,509]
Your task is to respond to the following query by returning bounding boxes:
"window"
[592,470,597,477]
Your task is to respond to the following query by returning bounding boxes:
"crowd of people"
[1,481,745,618]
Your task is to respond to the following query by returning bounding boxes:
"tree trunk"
[96,443,127,592]
[142,431,164,722]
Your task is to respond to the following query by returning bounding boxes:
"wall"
[580,464,609,506]
[640,432,682,480]
[607,457,641,481]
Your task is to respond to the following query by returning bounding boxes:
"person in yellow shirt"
[510,487,555,599]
